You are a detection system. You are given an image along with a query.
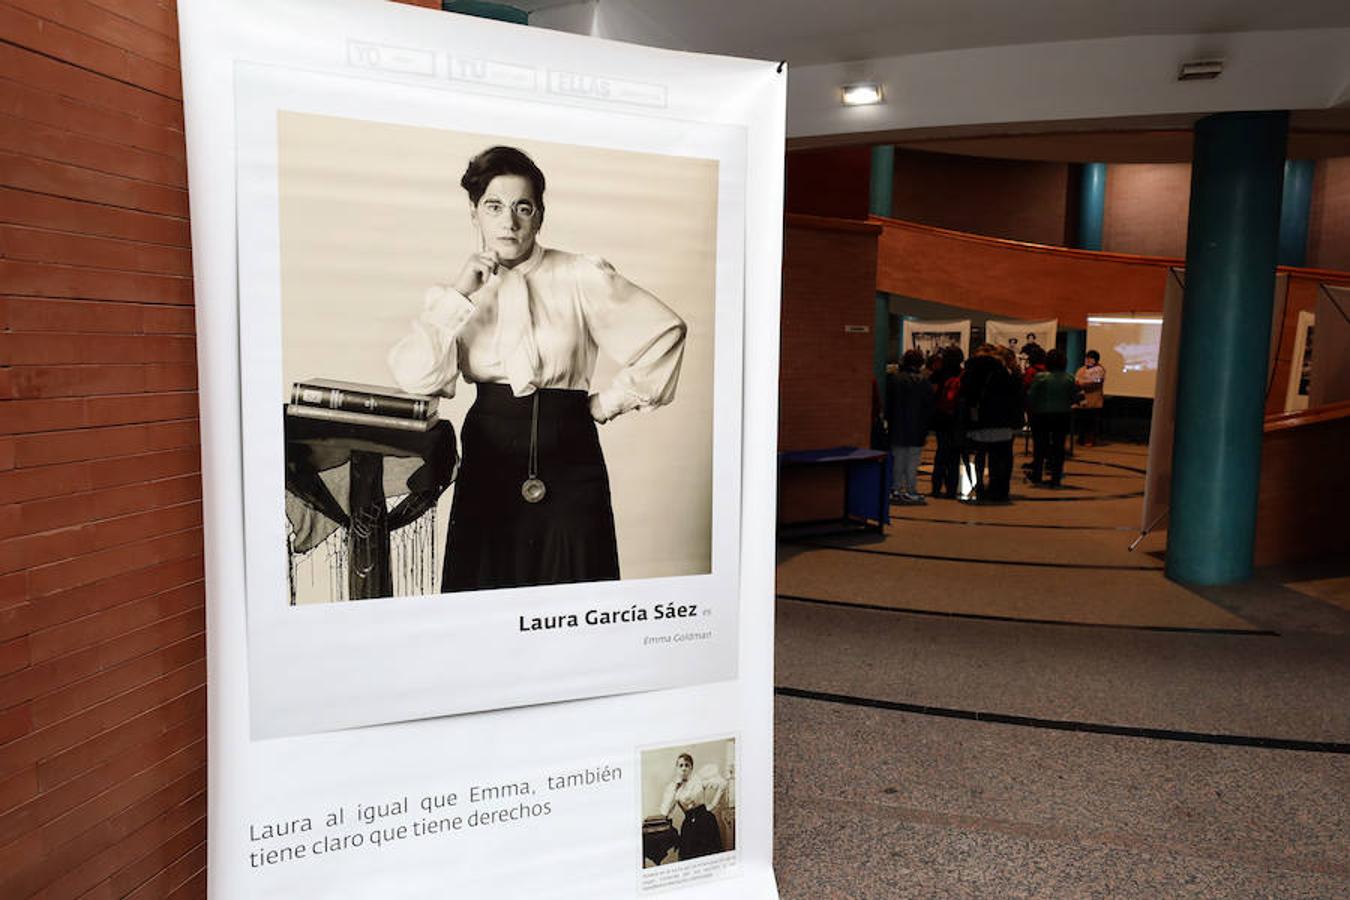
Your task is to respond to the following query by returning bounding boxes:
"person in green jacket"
[1026,348,1076,487]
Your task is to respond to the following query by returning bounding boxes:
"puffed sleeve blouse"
[387,244,687,423]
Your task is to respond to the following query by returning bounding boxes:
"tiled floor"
[772,442,1350,898]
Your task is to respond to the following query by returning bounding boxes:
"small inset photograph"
[640,738,736,868]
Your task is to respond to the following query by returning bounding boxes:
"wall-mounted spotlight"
[1177,59,1223,81]
[841,82,884,106]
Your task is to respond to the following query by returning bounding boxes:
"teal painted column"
[443,0,528,23]
[870,146,895,413]
[1278,160,1314,267]
[1077,163,1107,250]
[1166,112,1288,586]
[1063,329,1085,372]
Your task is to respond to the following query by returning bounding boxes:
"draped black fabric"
[677,805,723,861]
[283,411,457,537]
[443,383,619,592]
[283,409,457,600]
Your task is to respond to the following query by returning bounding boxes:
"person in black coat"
[959,344,1022,503]
[886,349,936,504]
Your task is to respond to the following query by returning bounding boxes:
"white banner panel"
[901,318,970,358]
[985,318,1057,359]
[180,0,783,895]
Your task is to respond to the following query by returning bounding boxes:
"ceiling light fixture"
[841,82,884,106]
[1177,59,1223,81]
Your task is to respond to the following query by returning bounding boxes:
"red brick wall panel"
[892,149,1072,246]
[0,153,189,218]
[0,1,447,895]
[105,820,205,900]
[778,215,880,522]
[0,188,189,247]
[1308,157,1350,271]
[1101,162,1192,258]
[0,44,182,129]
[0,110,185,186]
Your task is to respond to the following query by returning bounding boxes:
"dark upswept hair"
[1046,348,1068,372]
[460,146,546,211]
[676,753,694,767]
[1085,349,1101,362]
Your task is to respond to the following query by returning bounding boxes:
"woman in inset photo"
[389,145,687,593]
[659,752,726,862]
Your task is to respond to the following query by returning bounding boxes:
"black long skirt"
[677,805,723,861]
[442,382,620,592]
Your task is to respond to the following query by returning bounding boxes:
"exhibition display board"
[901,317,971,358]
[984,318,1057,359]
[179,0,784,894]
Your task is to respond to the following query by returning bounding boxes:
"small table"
[777,446,891,535]
[284,409,457,601]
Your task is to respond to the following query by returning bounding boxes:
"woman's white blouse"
[387,245,687,423]
[660,773,725,815]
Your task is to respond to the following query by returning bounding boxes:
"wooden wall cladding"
[1254,401,1350,567]
[872,215,1175,328]
[0,1,436,897]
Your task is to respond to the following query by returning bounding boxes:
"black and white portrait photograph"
[985,318,1057,363]
[641,738,737,870]
[233,63,747,738]
[275,113,719,605]
[902,318,971,359]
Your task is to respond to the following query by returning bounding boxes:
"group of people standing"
[884,341,1107,505]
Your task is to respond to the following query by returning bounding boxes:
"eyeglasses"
[479,199,537,218]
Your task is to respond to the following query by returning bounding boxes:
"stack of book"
[285,379,440,432]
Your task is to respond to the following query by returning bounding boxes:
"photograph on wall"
[985,318,1057,363]
[234,63,746,738]
[901,318,971,358]
[1284,310,1315,412]
[639,737,737,890]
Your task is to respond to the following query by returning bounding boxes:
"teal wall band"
[1166,112,1289,586]
[1077,163,1106,251]
[442,0,529,24]
[1277,159,1314,268]
[870,146,896,413]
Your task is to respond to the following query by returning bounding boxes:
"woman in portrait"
[659,753,725,861]
[389,146,687,592]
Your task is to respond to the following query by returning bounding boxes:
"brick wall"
[1308,156,1350,271]
[892,149,1073,246]
[0,0,439,896]
[1101,163,1192,259]
[778,215,880,522]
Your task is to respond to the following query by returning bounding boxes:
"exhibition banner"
[984,318,1057,360]
[179,0,784,895]
[901,318,970,358]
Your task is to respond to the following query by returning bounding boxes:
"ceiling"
[521,1,1350,160]
[526,0,1350,66]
